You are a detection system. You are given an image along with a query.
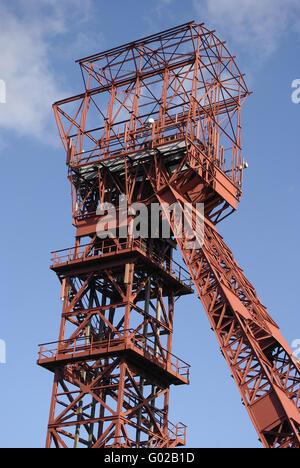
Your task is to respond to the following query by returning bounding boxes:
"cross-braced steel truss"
[39,22,300,448]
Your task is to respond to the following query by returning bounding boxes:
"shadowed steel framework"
[38,22,300,448]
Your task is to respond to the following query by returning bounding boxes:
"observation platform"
[37,332,190,386]
[50,238,193,296]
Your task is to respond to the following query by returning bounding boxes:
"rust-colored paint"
[39,22,300,448]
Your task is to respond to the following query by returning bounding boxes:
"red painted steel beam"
[42,22,300,448]
[145,166,300,447]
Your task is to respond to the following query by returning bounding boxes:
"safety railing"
[51,238,192,288]
[70,116,187,166]
[38,330,190,382]
[131,335,190,380]
[168,421,187,443]
[110,420,186,447]
[68,94,242,171]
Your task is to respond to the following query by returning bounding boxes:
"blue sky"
[0,0,300,448]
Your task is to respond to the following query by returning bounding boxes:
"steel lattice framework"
[38,22,300,448]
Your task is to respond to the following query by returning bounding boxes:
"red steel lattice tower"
[38,22,300,448]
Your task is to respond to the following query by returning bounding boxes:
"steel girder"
[41,22,300,448]
[145,160,300,448]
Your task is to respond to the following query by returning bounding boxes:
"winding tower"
[38,22,300,448]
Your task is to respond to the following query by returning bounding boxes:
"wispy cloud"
[155,0,174,18]
[0,1,95,144]
[194,0,300,59]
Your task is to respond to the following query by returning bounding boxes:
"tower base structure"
[38,238,192,448]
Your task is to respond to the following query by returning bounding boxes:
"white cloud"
[194,0,300,59]
[0,1,93,143]
[0,9,61,141]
